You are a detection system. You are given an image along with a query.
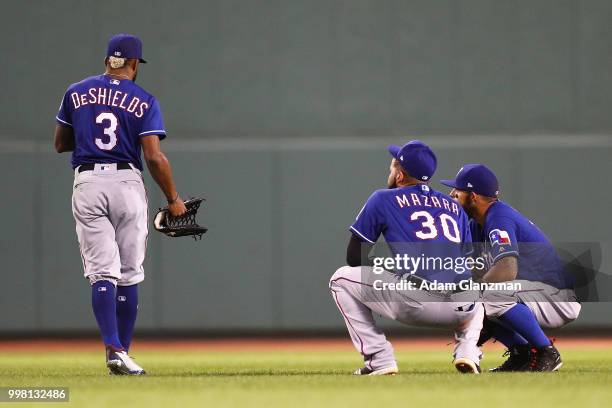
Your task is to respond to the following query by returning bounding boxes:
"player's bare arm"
[481,256,518,283]
[53,124,75,153]
[470,253,488,281]
[141,135,187,217]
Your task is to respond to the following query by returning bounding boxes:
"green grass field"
[1,347,611,408]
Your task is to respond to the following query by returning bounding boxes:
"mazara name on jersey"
[394,192,460,215]
[68,87,150,118]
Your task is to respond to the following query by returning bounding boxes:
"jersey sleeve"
[139,98,167,140]
[56,91,72,126]
[485,216,519,263]
[349,192,384,243]
[459,212,474,256]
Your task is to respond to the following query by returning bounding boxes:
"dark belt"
[78,163,132,173]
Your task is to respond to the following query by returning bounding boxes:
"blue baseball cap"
[107,34,147,63]
[440,164,499,197]
[387,140,437,181]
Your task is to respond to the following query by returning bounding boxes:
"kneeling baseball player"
[441,164,581,372]
[330,141,484,375]
[54,34,187,375]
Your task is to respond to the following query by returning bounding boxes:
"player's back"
[351,184,472,282]
[57,74,166,170]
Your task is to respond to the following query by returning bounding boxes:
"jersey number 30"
[95,112,118,150]
[410,211,461,243]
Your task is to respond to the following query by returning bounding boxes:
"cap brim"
[387,145,401,159]
[139,58,147,63]
[439,179,460,189]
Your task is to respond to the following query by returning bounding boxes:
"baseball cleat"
[353,365,399,376]
[528,345,563,372]
[489,344,532,372]
[453,358,481,374]
[106,347,146,375]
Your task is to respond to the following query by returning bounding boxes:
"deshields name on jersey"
[68,87,150,117]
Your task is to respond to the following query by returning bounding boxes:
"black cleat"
[528,345,563,372]
[489,344,532,372]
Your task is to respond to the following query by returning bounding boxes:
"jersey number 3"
[95,112,118,150]
[410,211,461,243]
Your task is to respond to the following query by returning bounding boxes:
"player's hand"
[168,196,187,217]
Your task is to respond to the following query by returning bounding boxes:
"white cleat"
[454,358,481,374]
[106,348,146,375]
[353,365,399,376]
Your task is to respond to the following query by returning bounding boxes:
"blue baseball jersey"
[469,201,572,289]
[56,74,166,170]
[350,184,472,283]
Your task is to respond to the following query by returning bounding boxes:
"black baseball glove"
[153,197,208,240]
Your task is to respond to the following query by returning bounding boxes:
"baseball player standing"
[54,34,187,375]
[330,141,484,375]
[441,164,580,371]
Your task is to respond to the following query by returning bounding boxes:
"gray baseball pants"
[72,163,148,286]
[483,280,581,328]
[329,265,483,371]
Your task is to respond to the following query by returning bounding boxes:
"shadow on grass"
[10,366,610,379]
[148,369,453,377]
[152,370,352,377]
[148,365,612,377]
[1,368,454,379]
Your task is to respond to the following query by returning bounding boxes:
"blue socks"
[499,303,551,349]
[116,285,139,351]
[488,320,529,348]
[91,281,123,350]
[91,282,139,351]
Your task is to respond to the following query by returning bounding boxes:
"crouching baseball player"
[441,164,581,372]
[54,34,187,375]
[330,141,484,375]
